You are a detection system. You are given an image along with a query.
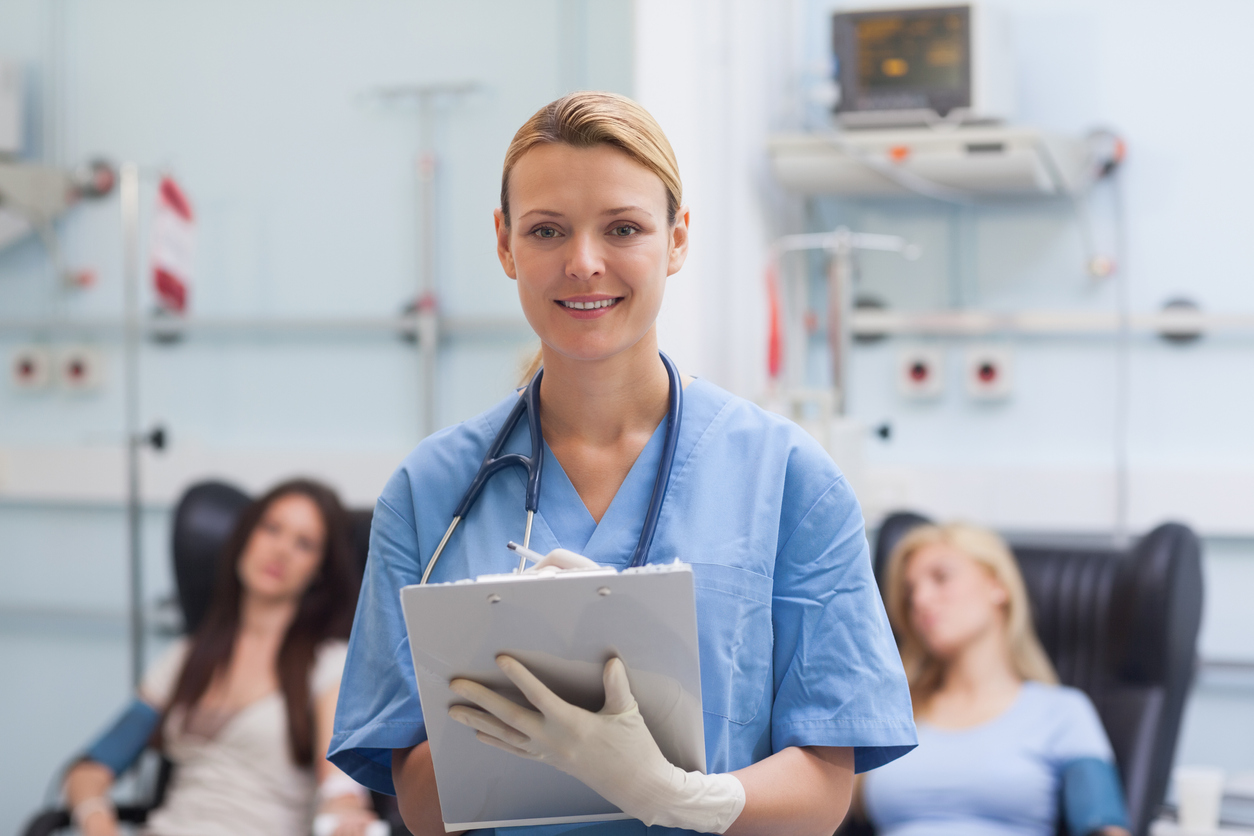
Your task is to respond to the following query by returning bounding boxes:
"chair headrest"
[871,511,932,598]
[171,481,251,634]
[1112,522,1203,684]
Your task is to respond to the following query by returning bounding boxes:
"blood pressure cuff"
[1062,757,1130,835]
[81,699,160,776]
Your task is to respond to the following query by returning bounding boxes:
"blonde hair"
[502,92,683,384]
[518,342,543,385]
[500,91,683,228]
[884,522,1057,710]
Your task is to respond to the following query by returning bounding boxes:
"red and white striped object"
[151,177,195,313]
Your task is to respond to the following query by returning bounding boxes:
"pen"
[506,541,546,564]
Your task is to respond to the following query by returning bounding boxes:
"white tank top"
[138,638,348,836]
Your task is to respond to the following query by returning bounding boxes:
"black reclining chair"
[21,480,403,836]
[849,512,1203,836]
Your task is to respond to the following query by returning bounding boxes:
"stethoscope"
[419,351,684,585]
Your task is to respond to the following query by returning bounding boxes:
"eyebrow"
[518,205,653,221]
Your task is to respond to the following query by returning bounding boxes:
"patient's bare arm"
[64,759,119,836]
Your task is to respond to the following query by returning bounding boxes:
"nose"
[565,230,604,282]
[270,534,296,563]
[909,581,933,614]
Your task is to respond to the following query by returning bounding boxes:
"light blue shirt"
[863,681,1116,836]
[329,378,916,835]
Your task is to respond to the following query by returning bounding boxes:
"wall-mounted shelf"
[768,126,1098,199]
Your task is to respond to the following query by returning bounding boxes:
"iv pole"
[120,162,144,687]
[119,162,167,687]
[367,82,477,439]
[774,227,920,414]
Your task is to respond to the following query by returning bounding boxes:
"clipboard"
[399,561,706,831]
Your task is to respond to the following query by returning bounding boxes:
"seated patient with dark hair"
[852,523,1130,836]
[63,479,380,836]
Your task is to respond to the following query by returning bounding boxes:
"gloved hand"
[448,656,745,833]
[523,547,601,572]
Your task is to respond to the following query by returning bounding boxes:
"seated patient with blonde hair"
[63,479,380,836]
[856,523,1131,836]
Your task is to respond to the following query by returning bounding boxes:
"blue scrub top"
[329,378,916,834]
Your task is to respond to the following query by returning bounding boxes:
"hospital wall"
[0,1,632,831]
[0,0,1251,831]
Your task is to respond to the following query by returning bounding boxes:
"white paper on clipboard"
[399,560,706,831]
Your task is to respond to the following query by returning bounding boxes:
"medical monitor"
[831,3,1012,128]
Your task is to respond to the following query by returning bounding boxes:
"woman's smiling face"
[495,142,688,364]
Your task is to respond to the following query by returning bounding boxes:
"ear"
[990,581,1009,607]
[666,204,690,277]
[495,207,518,280]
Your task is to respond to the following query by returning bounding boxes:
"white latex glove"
[448,655,745,833]
[523,547,602,573]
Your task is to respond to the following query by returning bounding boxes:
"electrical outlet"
[897,347,944,399]
[58,345,104,391]
[10,345,51,390]
[966,346,1013,400]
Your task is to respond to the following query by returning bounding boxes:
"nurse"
[328,91,916,836]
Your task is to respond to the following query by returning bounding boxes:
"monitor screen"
[833,5,971,117]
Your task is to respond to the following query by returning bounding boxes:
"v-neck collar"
[494,378,729,567]
[537,416,668,560]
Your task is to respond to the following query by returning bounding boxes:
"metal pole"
[827,228,854,416]
[1112,179,1131,547]
[120,162,144,687]
[417,95,436,438]
[365,82,476,439]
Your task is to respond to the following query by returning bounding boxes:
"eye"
[531,226,561,240]
[610,224,638,237]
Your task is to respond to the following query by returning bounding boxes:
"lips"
[554,294,623,319]
[557,297,621,310]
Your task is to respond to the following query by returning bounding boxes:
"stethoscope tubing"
[632,352,682,568]
[418,352,682,585]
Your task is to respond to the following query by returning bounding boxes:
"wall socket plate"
[897,347,945,399]
[966,345,1013,400]
[58,345,104,391]
[10,345,51,389]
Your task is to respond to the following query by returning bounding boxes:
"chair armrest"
[19,802,154,836]
[117,804,155,824]
[19,809,70,836]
